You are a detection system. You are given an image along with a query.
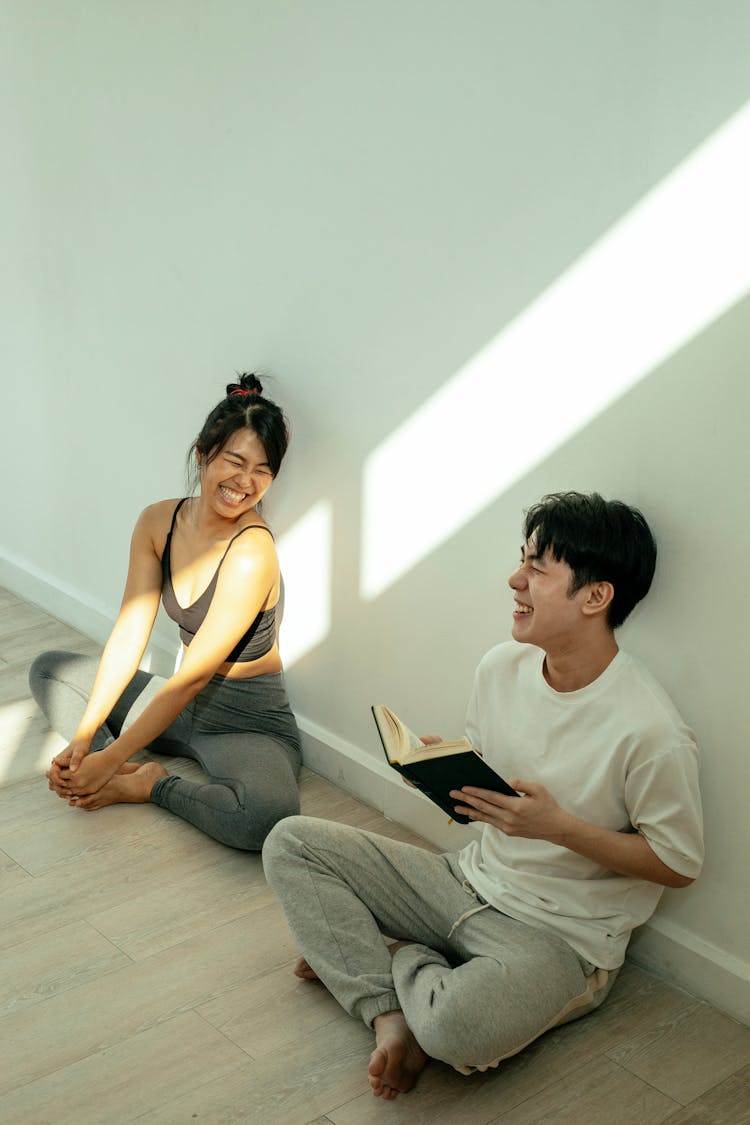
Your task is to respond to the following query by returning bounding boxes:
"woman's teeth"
[220,486,246,503]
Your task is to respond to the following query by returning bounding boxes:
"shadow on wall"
[279,98,750,667]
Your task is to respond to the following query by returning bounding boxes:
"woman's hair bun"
[189,369,289,486]
[226,372,263,399]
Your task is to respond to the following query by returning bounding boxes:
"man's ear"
[581,581,614,618]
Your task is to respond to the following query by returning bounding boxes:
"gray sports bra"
[160,499,283,663]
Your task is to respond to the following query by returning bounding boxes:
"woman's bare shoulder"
[230,517,277,552]
[221,519,278,579]
[132,499,185,543]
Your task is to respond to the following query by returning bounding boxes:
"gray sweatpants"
[263,816,618,1073]
[29,650,301,851]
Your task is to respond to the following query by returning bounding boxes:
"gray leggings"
[263,816,618,1073]
[29,650,302,851]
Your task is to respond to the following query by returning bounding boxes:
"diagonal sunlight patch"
[0,700,67,785]
[361,101,750,599]
[276,500,333,668]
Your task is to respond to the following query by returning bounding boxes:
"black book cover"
[394,751,518,825]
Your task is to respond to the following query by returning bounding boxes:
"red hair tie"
[230,387,259,398]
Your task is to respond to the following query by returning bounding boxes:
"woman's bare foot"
[69,761,168,811]
[369,1010,428,1099]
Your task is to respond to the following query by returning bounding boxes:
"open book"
[371,705,518,824]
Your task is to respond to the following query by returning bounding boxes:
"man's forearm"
[551,813,693,888]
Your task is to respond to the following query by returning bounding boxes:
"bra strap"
[160,498,188,564]
[216,523,275,567]
[168,497,189,535]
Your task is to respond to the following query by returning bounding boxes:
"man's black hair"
[523,491,657,628]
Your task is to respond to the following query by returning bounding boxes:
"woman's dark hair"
[522,491,657,628]
[187,373,290,490]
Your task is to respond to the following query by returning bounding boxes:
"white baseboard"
[3,550,748,1027]
[627,915,750,1025]
[297,714,481,853]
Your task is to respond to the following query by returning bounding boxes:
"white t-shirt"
[457,642,704,969]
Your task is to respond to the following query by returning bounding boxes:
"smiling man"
[263,491,704,1100]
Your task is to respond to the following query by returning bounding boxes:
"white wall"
[2,1,749,1021]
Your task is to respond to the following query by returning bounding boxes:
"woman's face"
[199,427,274,517]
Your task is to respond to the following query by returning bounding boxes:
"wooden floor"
[1,587,749,1125]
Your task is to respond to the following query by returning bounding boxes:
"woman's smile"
[218,484,250,506]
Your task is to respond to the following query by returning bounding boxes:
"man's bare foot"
[369,1010,428,1100]
[69,761,168,811]
[387,939,414,957]
[293,955,321,981]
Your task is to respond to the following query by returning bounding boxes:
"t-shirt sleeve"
[625,743,704,878]
[464,671,483,756]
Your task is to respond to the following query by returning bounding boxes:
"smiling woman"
[198,429,275,515]
[28,373,302,851]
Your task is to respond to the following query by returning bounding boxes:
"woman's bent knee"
[218,798,299,852]
[28,649,58,694]
[28,649,92,705]
[254,790,301,848]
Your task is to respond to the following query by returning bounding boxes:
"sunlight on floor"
[0,699,65,785]
[361,100,750,599]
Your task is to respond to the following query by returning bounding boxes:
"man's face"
[508,538,591,651]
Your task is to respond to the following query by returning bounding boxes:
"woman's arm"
[64,527,279,797]
[51,505,165,779]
